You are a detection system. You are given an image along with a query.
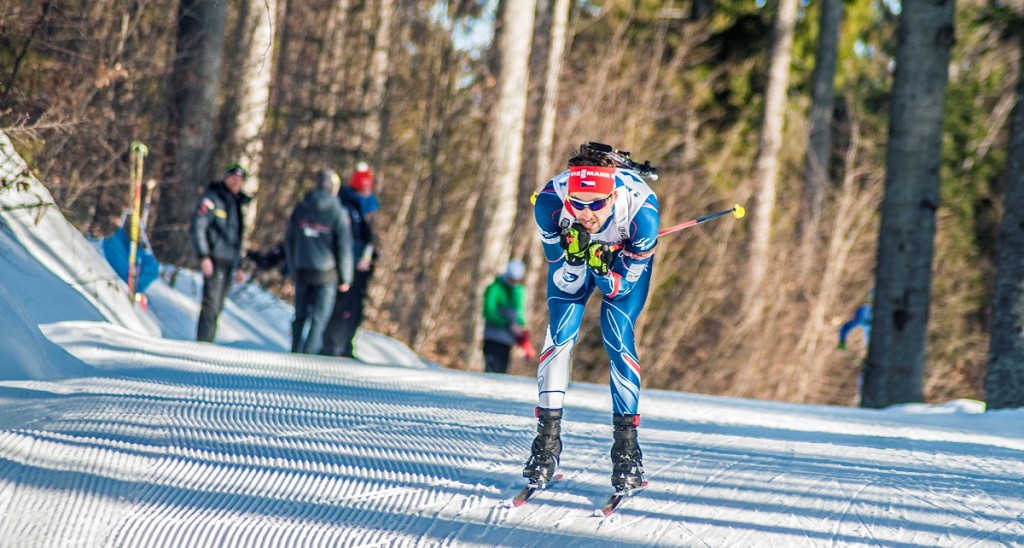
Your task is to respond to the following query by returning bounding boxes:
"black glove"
[584,243,613,275]
[559,223,590,265]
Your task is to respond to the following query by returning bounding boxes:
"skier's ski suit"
[533,168,659,415]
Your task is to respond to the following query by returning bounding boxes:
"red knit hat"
[350,162,374,191]
[568,166,615,195]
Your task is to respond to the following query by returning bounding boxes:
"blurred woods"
[1,0,1020,406]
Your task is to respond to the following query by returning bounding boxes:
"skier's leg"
[524,271,593,482]
[599,262,653,415]
[599,261,652,490]
[537,278,593,409]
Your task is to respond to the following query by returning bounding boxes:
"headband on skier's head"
[567,166,615,196]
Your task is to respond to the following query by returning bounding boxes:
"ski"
[598,481,648,516]
[511,473,563,507]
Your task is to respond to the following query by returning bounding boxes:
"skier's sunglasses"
[566,193,613,212]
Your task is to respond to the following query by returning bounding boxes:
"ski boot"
[523,407,563,484]
[610,413,645,491]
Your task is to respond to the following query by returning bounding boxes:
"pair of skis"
[511,474,648,516]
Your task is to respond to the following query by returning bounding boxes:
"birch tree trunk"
[465,0,537,370]
[744,0,798,321]
[985,33,1024,411]
[861,0,955,408]
[154,0,227,266]
[522,0,571,332]
[357,0,395,165]
[233,0,277,236]
[800,0,843,266]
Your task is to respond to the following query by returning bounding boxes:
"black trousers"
[322,269,372,357]
[197,260,235,342]
[483,340,512,374]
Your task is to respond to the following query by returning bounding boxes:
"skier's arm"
[593,194,659,298]
[534,183,588,294]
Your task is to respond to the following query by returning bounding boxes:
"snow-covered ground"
[1,134,1023,546]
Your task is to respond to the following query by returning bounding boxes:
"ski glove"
[585,243,614,276]
[559,223,590,265]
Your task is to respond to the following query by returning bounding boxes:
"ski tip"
[512,499,528,508]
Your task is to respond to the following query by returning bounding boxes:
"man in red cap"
[322,162,380,359]
[523,144,660,494]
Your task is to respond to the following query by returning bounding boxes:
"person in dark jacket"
[482,259,527,374]
[322,162,379,359]
[285,169,354,354]
[191,163,252,342]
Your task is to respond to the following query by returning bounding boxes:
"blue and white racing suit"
[533,168,659,415]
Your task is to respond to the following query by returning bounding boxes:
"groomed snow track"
[0,322,1021,547]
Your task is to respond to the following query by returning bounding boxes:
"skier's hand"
[560,223,590,265]
[585,243,613,276]
[338,283,351,293]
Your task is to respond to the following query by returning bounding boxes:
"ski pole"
[657,203,745,237]
[608,204,744,252]
[127,140,148,303]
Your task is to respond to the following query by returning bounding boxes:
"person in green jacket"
[482,259,527,374]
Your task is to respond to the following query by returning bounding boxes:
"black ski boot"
[523,407,563,484]
[610,413,645,491]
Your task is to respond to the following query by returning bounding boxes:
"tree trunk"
[522,0,570,331]
[233,0,277,238]
[800,0,843,265]
[465,0,537,370]
[357,0,395,165]
[311,0,352,159]
[861,0,955,409]
[745,0,798,321]
[154,0,228,266]
[985,33,1024,411]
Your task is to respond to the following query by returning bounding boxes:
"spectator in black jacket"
[322,162,379,359]
[285,169,354,354]
[190,163,252,342]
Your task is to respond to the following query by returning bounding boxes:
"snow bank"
[0,133,158,337]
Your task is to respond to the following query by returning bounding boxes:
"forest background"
[1,0,1020,408]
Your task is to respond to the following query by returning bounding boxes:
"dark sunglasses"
[567,193,613,212]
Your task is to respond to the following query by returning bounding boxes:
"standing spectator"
[284,169,354,354]
[482,259,527,374]
[191,163,251,342]
[322,162,379,359]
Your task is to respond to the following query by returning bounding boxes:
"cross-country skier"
[524,143,659,492]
